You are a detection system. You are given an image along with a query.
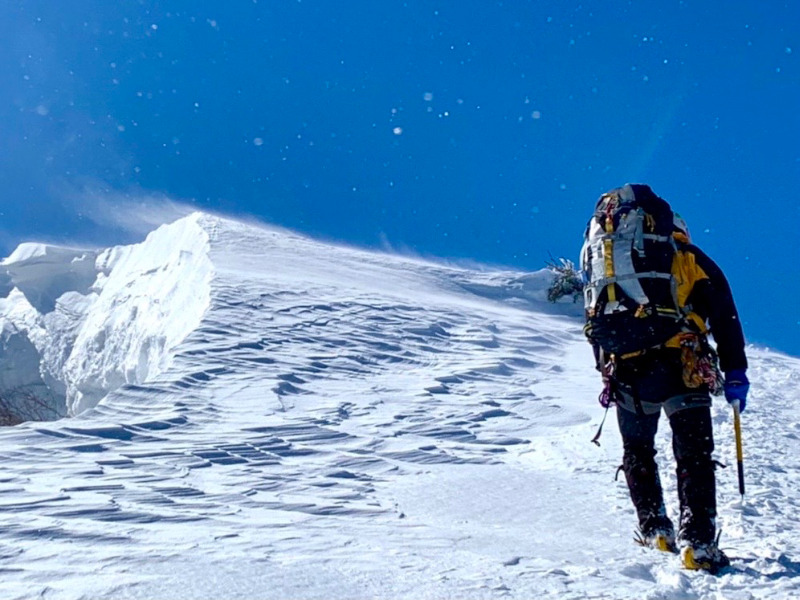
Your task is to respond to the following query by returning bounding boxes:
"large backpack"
[581,184,685,356]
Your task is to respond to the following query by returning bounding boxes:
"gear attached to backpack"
[581,184,686,356]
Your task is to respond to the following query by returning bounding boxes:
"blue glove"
[724,369,750,412]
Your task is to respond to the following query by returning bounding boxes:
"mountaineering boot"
[635,526,677,553]
[650,530,677,553]
[680,542,730,573]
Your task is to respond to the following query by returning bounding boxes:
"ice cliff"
[0,213,213,421]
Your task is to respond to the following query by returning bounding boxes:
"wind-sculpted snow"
[0,213,798,599]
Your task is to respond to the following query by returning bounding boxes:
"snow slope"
[0,213,798,600]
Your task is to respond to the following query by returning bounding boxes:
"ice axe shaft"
[733,401,745,498]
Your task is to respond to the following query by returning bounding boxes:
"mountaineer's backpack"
[581,184,685,356]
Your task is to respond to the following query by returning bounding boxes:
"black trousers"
[617,404,717,545]
[613,348,717,545]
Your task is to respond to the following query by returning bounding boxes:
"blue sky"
[1,1,798,357]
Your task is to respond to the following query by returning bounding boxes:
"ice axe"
[732,400,745,498]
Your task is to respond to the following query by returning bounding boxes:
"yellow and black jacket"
[668,233,747,374]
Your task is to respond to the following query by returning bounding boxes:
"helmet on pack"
[673,212,690,242]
